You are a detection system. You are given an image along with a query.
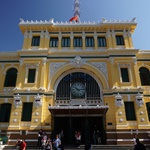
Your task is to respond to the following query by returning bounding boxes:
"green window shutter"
[116,35,124,45]
[121,68,129,82]
[124,102,136,121]
[97,37,107,47]
[86,37,94,47]
[0,104,11,122]
[61,37,70,47]
[21,103,33,121]
[27,69,36,83]
[50,37,58,47]
[74,37,82,47]
[31,36,40,46]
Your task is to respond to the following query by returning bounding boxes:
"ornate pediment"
[70,56,85,68]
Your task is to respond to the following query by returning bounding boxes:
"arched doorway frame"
[49,63,109,93]
[49,65,109,145]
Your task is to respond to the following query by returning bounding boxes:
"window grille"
[56,72,100,100]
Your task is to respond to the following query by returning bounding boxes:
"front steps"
[2,145,150,150]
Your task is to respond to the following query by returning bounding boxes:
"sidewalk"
[1,145,150,150]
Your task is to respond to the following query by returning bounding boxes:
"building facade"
[0,17,150,145]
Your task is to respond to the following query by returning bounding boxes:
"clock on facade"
[71,82,86,97]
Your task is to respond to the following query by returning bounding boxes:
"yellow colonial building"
[0,17,150,145]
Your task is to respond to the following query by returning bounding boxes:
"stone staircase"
[1,144,150,150]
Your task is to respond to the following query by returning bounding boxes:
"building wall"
[0,19,150,145]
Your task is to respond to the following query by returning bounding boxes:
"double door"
[53,116,106,145]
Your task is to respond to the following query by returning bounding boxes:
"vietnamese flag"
[69,16,78,22]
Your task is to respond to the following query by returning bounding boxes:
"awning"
[48,105,109,117]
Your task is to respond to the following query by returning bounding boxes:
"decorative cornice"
[0,52,18,57]
[25,63,40,68]
[19,18,137,26]
[102,17,136,24]
[117,63,131,67]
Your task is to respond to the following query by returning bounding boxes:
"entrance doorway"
[53,116,105,145]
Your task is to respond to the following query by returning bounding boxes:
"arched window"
[0,103,12,122]
[139,67,150,85]
[146,102,150,121]
[4,68,18,87]
[56,72,101,100]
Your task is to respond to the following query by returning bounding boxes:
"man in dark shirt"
[134,138,146,150]
[38,129,43,147]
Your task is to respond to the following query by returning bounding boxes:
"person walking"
[76,131,81,148]
[19,139,26,150]
[59,130,64,150]
[134,138,146,150]
[53,134,61,150]
[133,134,138,146]
[38,129,43,147]
[45,138,52,150]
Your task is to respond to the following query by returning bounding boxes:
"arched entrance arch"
[50,63,109,91]
[53,69,104,106]
[49,66,109,145]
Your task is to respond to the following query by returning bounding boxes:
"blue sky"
[0,0,150,51]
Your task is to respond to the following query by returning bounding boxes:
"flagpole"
[74,0,81,22]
